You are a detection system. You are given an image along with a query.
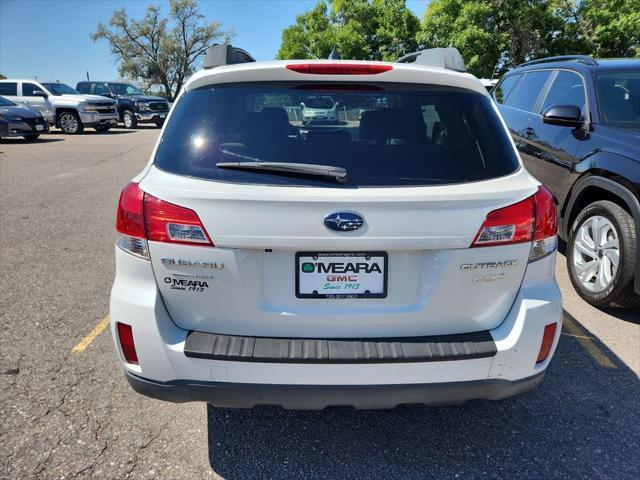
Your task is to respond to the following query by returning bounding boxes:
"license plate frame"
[35,124,44,131]
[295,251,388,299]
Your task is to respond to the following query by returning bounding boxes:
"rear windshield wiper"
[217,157,348,184]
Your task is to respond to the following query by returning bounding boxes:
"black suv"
[493,55,639,308]
[76,82,169,128]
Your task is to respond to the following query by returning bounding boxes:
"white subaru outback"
[110,46,562,409]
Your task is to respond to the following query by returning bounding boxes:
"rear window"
[154,83,520,188]
[0,82,17,96]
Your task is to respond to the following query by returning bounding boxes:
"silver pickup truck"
[0,79,119,133]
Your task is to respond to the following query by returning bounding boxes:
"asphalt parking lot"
[1,129,638,479]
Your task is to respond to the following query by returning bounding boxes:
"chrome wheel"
[59,113,79,133]
[123,111,133,128]
[573,215,620,292]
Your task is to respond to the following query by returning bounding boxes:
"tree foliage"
[276,0,420,61]
[418,0,639,77]
[277,0,639,79]
[92,0,233,100]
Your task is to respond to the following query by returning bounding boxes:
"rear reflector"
[536,323,557,363]
[471,186,558,262]
[115,182,213,259]
[286,63,393,75]
[117,322,139,365]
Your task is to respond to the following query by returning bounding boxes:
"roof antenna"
[328,45,341,60]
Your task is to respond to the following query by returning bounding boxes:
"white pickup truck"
[0,79,119,133]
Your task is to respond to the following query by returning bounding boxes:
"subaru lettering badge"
[324,212,365,232]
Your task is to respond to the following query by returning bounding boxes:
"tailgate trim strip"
[184,330,497,363]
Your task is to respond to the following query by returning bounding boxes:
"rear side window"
[542,71,586,114]
[0,82,17,96]
[154,83,520,188]
[22,82,42,96]
[505,71,551,112]
[493,75,520,104]
[95,84,110,96]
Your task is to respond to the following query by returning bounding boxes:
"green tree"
[579,0,640,57]
[92,0,233,100]
[276,0,420,61]
[418,0,581,77]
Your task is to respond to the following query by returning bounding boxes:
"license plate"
[296,252,388,299]
[35,125,44,131]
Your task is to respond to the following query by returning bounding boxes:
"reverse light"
[115,182,213,259]
[536,323,557,364]
[286,63,393,75]
[117,322,139,365]
[471,186,557,262]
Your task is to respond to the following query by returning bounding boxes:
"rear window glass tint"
[505,71,551,112]
[0,82,17,96]
[154,83,520,188]
[493,75,520,104]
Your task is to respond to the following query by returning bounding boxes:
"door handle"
[525,127,536,136]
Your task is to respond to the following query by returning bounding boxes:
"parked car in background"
[493,55,640,308]
[76,81,170,128]
[0,79,118,134]
[0,117,10,139]
[301,95,338,122]
[111,45,562,410]
[0,95,49,141]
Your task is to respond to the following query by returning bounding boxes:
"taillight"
[115,182,213,259]
[471,186,557,262]
[471,196,535,247]
[116,183,148,258]
[144,195,212,246]
[536,323,557,363]
[117,322,139,365]
[286,63,393,75]
[529,186,558,261]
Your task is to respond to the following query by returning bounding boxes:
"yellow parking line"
[71,316,110,353]
[562,315,616,369]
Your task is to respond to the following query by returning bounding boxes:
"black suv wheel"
[567,200,639,308]
[122,109,137,129]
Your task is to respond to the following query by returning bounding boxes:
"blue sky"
[0,0,429,87]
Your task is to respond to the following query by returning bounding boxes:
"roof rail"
[397,48,466,72]
[203,43,256,69]
[518,55,598,68]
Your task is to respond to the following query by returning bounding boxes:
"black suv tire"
[567,200,639,308]
[122,109,137,129]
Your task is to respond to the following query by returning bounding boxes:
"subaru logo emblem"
[324,212,365,232]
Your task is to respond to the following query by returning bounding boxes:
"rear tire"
[567,200,639,308]
[57,111,83,134]
[122,110,137,129]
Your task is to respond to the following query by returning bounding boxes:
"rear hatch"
[138,74,539,338]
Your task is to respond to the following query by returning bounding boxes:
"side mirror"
[32,90,48,98]
[542,105,584,128]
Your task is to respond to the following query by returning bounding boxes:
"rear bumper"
[110,247,562,408]
[125,370,545,409]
